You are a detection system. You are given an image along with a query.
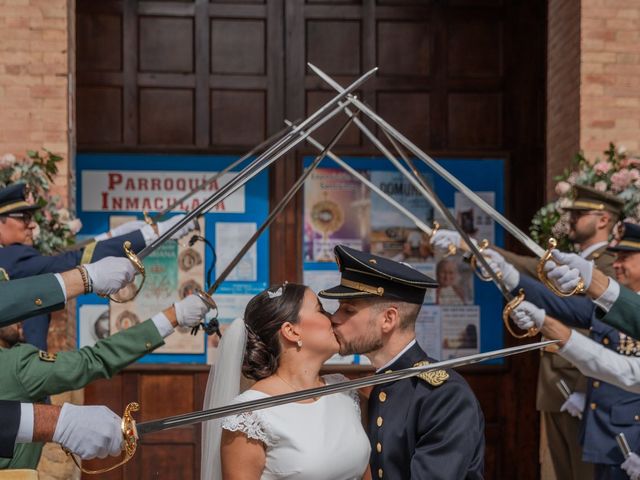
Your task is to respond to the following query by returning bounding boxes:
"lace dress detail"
[221,410,272,446]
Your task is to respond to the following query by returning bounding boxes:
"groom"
[320,245,485,479]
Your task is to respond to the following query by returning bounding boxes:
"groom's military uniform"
[320,245,485,479]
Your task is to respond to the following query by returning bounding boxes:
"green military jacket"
[596,283,640,339]
[0,319,165,469]
[0,272,66,328]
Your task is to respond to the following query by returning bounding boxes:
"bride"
[201,283,371,479]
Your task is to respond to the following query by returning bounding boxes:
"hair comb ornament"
[267,281,288,299]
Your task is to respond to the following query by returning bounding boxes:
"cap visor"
[318,285,378,300]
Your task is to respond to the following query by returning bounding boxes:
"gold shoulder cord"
[64,402,140,475]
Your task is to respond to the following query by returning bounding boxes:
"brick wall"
[0,0,77,477]
[546,0,581,199]
[547,0,640,195]
[0,0,72,200]
[580,0,640,160]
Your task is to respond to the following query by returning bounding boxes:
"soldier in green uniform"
[431,184,624,480]
[0,292,211,469]
[0,256,135,328]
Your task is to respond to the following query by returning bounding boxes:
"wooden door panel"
[139,88,195,145]
[211,19,266,75]
[139,16,195,73]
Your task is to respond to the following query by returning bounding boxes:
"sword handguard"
[502,289,539,339]
[108,241,146,303]
[430,221,457,256]
[195,288,218,312]
[536,238,585,297]
[63,401,140,475]
[469,239,498,282]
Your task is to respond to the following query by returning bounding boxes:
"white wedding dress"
[221,373,371,479]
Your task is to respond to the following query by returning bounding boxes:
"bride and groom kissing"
[202,245,485,480]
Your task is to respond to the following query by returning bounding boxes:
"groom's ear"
[380,305,400,334]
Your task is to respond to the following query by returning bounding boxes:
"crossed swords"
[74,65,586,473]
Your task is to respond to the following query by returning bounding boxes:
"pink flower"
[594,181,608,192]
[611,169,639,192]
[67,218,82,235]
[0,154,16,168]
[566,172,578,185]
[58,208,70,222]
[555,181,572,196]
[594,161,613,175]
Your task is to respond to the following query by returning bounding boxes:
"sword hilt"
[469,239,498,282]
[107,241,146,303]
[430,221,457,256]
[64,402,140,475]
[536,238,586,297]
[502,289,539,339]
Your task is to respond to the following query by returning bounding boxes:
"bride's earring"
[297,339,303,349]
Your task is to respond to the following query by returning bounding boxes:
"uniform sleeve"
[559,330,640,393]
[411,381,484,480]
[0,400,20,458]
[516,274,595,329]
[493,246,539,279]
[3,231,146,278]
[16,319,165,400]
[595,284,640,339]
[84,230,146,263]
[0,273,65,327]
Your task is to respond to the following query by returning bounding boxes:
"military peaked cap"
[609,222,640,252]
[564,184,624,215]
[0,183,40,216]
[318,245,437,305]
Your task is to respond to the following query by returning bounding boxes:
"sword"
[555,379,582,420]
[195,112,359,336]
[381,128,537,339]
[307,62,585,298]
[111,67,377,302]
[617,432,632,459]
[285,120,436,239]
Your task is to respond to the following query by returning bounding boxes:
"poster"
[303,168,367,262]
[441,305,481,359]
[109,216,206,354]
[434,254,474,305]
[454,191,496,245]
[215,222,258,281]
[78,304,110,348]
[415,305,442,361]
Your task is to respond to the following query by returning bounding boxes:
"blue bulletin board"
[75,154,270,364]
[302,156,505,365]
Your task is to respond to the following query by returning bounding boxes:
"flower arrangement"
[0,150,81,254]
[530,143,640,251]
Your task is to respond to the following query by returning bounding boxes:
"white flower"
[594,181,608,192]
[58,208,70,222]
[618,145,628,155]
[32,224,41,240]
[0,154,16,168]
[67,218,82,235]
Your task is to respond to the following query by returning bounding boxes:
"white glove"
[481,249,520,291]
[174,294,210,328]
[140,214,197,245]
[52,403,123,460]
[560,392,586,419]
[84,257,137,295]
[95,220,149,241]
[622,452,640,480]
[430,229,461,253]
[543,250,593,292]
[509,300,546,330]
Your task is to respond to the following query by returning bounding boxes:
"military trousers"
[541,411,593,480]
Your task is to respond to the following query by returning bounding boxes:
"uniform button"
[378,468,383,478]
[379,392,387,402]
[145,342,152,349]
[34,298,43,306]
[376,416,383,427]
[376,442,382,453]
[603,338,610,345]
[590,402,597,410]
[593,381,600,388]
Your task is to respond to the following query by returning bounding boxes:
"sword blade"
[286,120,433,236]
[137,65,377,259]
[136,339,556,435]
[307,62,545,258]
[208,112,358,293]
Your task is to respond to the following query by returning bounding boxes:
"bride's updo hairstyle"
[242,283,307,380]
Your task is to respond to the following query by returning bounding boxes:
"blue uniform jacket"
[368,342,485,479]
[516,275,640,465]
[0,400,20,458]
